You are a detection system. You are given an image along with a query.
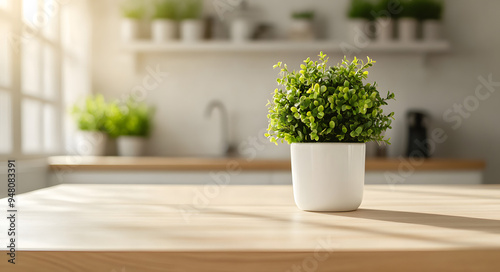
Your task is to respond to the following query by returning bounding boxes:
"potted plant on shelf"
[374,0,396,42]
[151,0,179,42]
[71,95,109,156]
[106,97,155,157]
[179,0,204,42]
[397,0,418,42]
[266,52,395,212]
[347,0,375,42]
[228,0,255,43]
[289,10,315,41]
[414,0,444,41]
[120,0,146,42]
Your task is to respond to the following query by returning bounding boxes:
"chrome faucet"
[205,100,237,157]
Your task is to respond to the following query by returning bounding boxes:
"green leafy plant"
[120,0,146,19]
[266,52,395,144]
[399,0,419,18]
[105,97,155,138]
[178,0,203,20]
[71,94,108,132]
[411,0,443,20]
[153,0,179,20]
[292,11,315,20]
[374,0,399,18]
[348,0,374,20]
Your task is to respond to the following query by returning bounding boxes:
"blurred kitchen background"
[1,0,500,196]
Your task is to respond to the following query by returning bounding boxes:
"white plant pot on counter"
[75,131,107,156]
[121,18,141,42]
[291,143,366,212]
[117,136,146,157]
[152,19,178,42]
[398,18,418,42]
[180,19,204,42]
[423,20,442,41]
[375,17,394,42]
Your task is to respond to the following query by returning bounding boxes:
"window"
[0,0,90,158]
[0,1,13,154]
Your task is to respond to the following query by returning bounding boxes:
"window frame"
[0,0,64,159]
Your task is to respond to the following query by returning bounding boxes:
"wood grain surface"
[1,184,499,271]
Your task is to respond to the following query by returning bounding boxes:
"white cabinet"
[48,169,482,186]
[0,159,48,198]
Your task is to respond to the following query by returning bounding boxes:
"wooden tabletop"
[48,156,486,171]
[1,184,499,271]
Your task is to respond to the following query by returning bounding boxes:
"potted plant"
[266,52,395,211]
[228,0,255,43]
[414,0,444,41]
[71,95,109,156]
[347,0,375,42]
[179,0,204,42]
[120,0,146,42]
[289,10,315,41]
[105,97,155,157]
[151,0,179,42]
[397,0,418,42]
[374,0,396,42]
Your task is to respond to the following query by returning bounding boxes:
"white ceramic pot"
[117,136,146,157]
[398,18,418,42]
[75,131,107,156]
[375,17,394,42]
[347,19,372,44]
[230,18,254,42]
[121,18,140,42]
[291,143,366,212]
[423,20,442,41]
[180,19,204,42]
[289,19,315,41]
[151,19,178,42]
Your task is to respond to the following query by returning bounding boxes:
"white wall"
[89,0,500,184]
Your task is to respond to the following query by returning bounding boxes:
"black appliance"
[406,111,430,158]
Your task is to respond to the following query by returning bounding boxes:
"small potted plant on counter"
[71,95,109,156]
[414,0,444,41]
[120,0,146,42]
[106,97,155,157]
[347,0,375,42]
[266,52,395,212]
[397,0,418,42]
[179,0,204,42]
[151,0,179,42]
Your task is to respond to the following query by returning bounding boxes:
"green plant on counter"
[292,10,315,20]
[121,0,146,19]
[348,0,374,20]
[266,52,395,144]
[105,97,155,138]
[153,0,179,20]
[178,0,203,20]
[411,0,444,20]
[71,94,108,132]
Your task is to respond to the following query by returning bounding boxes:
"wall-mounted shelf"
[122,40,450,54]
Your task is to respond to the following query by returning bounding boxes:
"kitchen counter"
[48,156,486,171]
[1,184,499,271]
